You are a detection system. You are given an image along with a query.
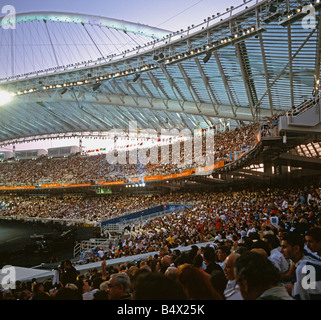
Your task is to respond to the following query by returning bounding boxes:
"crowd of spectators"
[1,222,320,300]
[0,182,320,301]
[76,183,321,261]
[1,109,321,300]
[0,122,259,186]
[0,193,197,222]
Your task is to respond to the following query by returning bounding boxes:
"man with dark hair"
[305,227,321,259]
[217,245,230,269]
[263,233,289,274]
[30,283,51,300]
[61,260,78,286]
[281,232,321,300]
[203,246,224,275]
[234,251,293,300]
[74,278,91,300]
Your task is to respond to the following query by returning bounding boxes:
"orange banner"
[97,181,125,185]
[64,183,92,188]
[0,186,36,190]
[162,173,176,180]
[143,175,162,182]
[41,183,63,188]
[162,169,192,180]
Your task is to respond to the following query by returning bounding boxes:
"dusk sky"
[0,0,244,152]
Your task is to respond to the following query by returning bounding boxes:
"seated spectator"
[74,278,92,300]
[133,272,186,300]
[280,232,321,300]
[251,248,268,258]
[223,253,243,300]
[305,227,321,259]
[234,251,294,300]
[177,263,222,300]
[216,245,230,269]
[108,273,132,300]
[263,234,289,274]
[164,266,178,281]
[30,283,51,300]
[203,246,224,275]
[93,288,108,300]
[192,254,205,270]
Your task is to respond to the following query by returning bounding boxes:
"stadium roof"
[0,0,320,145]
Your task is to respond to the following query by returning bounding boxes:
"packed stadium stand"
[1,0,321,301]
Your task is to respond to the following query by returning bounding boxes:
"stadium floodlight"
[278,9,308,27]
[217,27,266,48]
[0,90,14,106]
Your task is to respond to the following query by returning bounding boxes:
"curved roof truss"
[0,0,320,144]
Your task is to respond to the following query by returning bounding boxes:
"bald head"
[224,253,240,281]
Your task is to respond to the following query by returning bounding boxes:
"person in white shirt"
[263,234,289,274]
[217,245,230,270]
[281,232,321,300]
[247,225,257,236]
[97,248,104,259]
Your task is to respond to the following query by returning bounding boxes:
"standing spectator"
[61,260,78,286]
[234,251,294,300]
[280,232,321,300]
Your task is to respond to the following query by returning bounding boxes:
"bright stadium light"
[0,90,14,106]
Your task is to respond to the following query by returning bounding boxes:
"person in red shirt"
[216,220,222,232]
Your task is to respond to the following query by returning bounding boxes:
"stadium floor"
[0,220,98,268]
